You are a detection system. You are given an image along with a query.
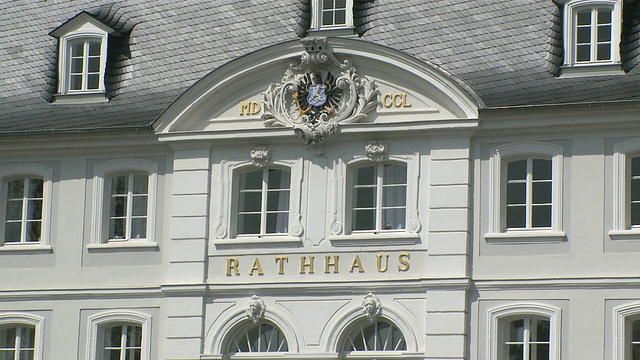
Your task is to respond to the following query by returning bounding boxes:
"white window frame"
[213,159,304,246]
[560,0,623,76]
[225,321,290,356]
[487,303,561,360]
[311,0,354,30]
[0,164,53,251]
[0,313,45,360]
[610,137,640,239]
[329,154,421,246]
[86,311,151,360]
[89,159,158,250]
[486,142,565,243]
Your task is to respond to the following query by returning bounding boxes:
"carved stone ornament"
[250,147,271,167]
[365,141,388,162]
[246,295,266,324]
[262,38,380,147]
[362,293,382,322]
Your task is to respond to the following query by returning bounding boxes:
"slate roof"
[2,0,640,135]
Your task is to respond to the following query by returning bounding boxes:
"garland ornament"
[261,38,380,147]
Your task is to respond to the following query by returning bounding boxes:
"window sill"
[609,229,640,241]
[87,241,158,252]
[330,232,420,247]
[307,27,356,37]
[53,92,108,104]
[560,63,624,78]
[484,231,566,244]
[0,244,53,254]
[213,236,302,249]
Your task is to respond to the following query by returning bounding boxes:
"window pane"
[237,214,260,235]
[266,190,289,212]
[267,169,290,189]
[5,200,23,220]
[131,218,146,239]
[532,159,551,180]
[576,27,591,44]
[7,179,24,199]
[632,157,640,177]
[632,178,640,201]
[112,175,128,194]
[508,319,525,342]
[106,350,121,360]
[597,43,611,60]
[631,203,640,226]
[506,206,526,228]
[69,75,82,90]
[532,182,552,204]
[88,41,101,56]
[70,58,83,73]
[0,327,16,348]
[632,320,640,341]
[240,170,262,190]
[577,10,591,25]
[109,218,125,239]
[88,57,101,73]
[133,175,148,194]
[507,160,526,181]
[383,164,407,185]
[4,223,21,243]
[110,197,127,217]
[531,344,550,360]
[28,178,43,198]
[322,11,333,26]
[71,42,84,56]
[382,186,406,207]
[508,344,524,360]
[334,10,346,25]
[598,8,611,23]
[576,44,591,62]
[132,196,147,216]
[87,74,100,90]
[19,351,34,360]
[27,200,42,220]
[382,208,405,230]
[323,0,333,9]
[19,327,34,347]
[127,325,142,347]
[266,212,288,233]
[507,183,526,205]
[25,221,41,242]
[633,344,640,360]
[353,209,374,230]
[532,205,552,227]
[597,25,611,42]
[355,166,375,185]
[354,187,375,208]
[535,320,550,342]
[126,349,141,360]
[336,0,346,7]
[238,192,262,212]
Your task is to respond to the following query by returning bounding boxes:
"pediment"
[154,38,482,144]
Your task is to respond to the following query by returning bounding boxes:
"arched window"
[341,319,407,355]
[86,311,151,360]
[226,321,289,355]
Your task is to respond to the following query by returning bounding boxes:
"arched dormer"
[153,38,482,146]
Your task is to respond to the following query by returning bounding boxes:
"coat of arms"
[262,38,379,148]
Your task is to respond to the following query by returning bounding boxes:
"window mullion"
[14,326,21,360]
[261,170,268,236]
[376,165,383,231]
[524,320,531,360]
[591,9,597,62]
[526,159,533,229]
[20,179,29,243]
[125,174,135,240]
[120,325,127,360]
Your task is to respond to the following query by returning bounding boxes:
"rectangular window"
[102,324,142,360]
[500,318,550,360]
[237,169,290,236]
[322,0,348,27]
[68,39,103,92]
[351,163,407,232]
[108,173,149,241]
[631,157,640,227]
[574,7,613,63]
[4,177,44,243]
[505,159,552,230]
[0,325,35,360]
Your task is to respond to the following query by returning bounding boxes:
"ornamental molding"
[246,295,266,324]
[365,141,388,162]
[362,293,382,322]
[249,147,271,167]
[261,38,380,147]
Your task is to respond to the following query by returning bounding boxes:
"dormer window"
[560,0,623,76]
[66,38,106,92]
[312,0,354,30]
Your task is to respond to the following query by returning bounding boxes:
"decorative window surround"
[0,164,53,252]
[86,311,152,360]
[610,137,640,240]
[49,13,114,102]
[89,159,158,251]
[329,152,420,246]
[613,303,640,359]
[559,0,623,77]
[310,0,355,34]
[0,313,45,360]
[213,159,304,247]
[485,142,565,244]
[487,303,561,360]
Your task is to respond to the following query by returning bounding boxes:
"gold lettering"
[324,255,339,274]
[239,101,251,116]
[275,256,289,275]
[398,252,410,272]
[249,258,264,276]
[401,93,412,108]
[349,255,365,273]
[383,94,393,108]
[226,258,240,276]
[376,254,389,272]
[394,94,404,108]
[300,256,315,274]
[250,101,261,115]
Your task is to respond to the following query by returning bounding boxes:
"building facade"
[1,1,640,359]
